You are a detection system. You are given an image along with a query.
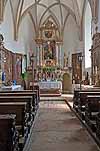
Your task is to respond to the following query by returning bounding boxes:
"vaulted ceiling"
[1,0,95,40]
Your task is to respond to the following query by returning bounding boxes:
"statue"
[64,52,68,68]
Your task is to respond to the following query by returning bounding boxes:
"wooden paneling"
[72,53,82,84]
[12,53,22,84]
[0,45,22,84]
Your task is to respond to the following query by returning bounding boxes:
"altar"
[33,19,63,95]
[38,81,62,94]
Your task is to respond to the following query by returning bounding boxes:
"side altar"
[34,19,63,94]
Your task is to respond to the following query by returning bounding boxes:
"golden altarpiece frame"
[34,18,63,82]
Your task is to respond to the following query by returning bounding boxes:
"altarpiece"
[34,19,63,93]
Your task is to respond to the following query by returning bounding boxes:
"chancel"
[1,0,100,151]
[34,19,63,94]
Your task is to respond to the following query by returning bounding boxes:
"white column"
[58,43,62,67]
[36,45,40,66]
[39,45,41,66]
[59,45,62,67]
[39,45,43,66]
[56,43,59,66]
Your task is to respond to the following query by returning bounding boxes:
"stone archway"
[62,72,72,94]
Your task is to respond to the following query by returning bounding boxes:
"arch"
[9,0,17,40]
[19,2,79,38]
[38,3,60,29]
[80,0,92,41]
[28,12,37,34]
[0,0,8,22]
[17,3,60,38]
[39,3,78,27]
[17,13,36,41]
[20,3,61,28]
[16,4,37,40]
[62,14,80,41]
[3,0,21,40]
[3,0,15,40]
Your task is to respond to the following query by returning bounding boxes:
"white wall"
[97,0,100,32]
[18,14,36,65]
[85,2,92,68]
[63,15,79,67]
[1,1,36,52]
[0,3,24,53]
[0,1,25,53]
[0,1,37,69]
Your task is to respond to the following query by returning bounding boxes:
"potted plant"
[21,72,27,90]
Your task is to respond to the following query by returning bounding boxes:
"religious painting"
[43,40,56,60]
[72,53,82,84]
[3,49,13,82]
[45,30,53,38]
[12,53,22,84]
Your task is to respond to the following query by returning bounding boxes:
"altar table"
[38,81,62,94]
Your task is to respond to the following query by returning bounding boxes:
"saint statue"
[64,52,68,68]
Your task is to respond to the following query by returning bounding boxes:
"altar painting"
[43,40,56,60]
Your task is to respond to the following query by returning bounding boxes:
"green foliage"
[42,67,55,72]
[21,72,28,80]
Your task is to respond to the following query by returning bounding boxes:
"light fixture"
[78,55,83,62]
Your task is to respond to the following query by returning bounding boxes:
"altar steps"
[40,96,64,102]
[40,93,61,97]
[40,94,73,102]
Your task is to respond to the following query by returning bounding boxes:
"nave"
[25,100,99,151]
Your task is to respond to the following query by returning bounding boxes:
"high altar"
[34,19,63,94]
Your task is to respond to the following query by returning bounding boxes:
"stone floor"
[26,100,100,151]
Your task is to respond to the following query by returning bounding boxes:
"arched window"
[85,2,92,68]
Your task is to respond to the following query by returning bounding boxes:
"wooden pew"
[73,91,100,142]
[0,93,34,109]
[0,101,30,148]
[85,95,100,133]
[73,91,100,119]
[0,114,19,151]
[34,85,40,102]
[0,91,39,150]
[0,96,33,130]
[73,89,100,104]
[0,90,39,113]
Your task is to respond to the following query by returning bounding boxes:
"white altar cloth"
[38,81,62,90]
[1,85,22,91]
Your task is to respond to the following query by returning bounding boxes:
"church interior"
[0,0,100,151]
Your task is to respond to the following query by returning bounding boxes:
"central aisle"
[27,101,99,151]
